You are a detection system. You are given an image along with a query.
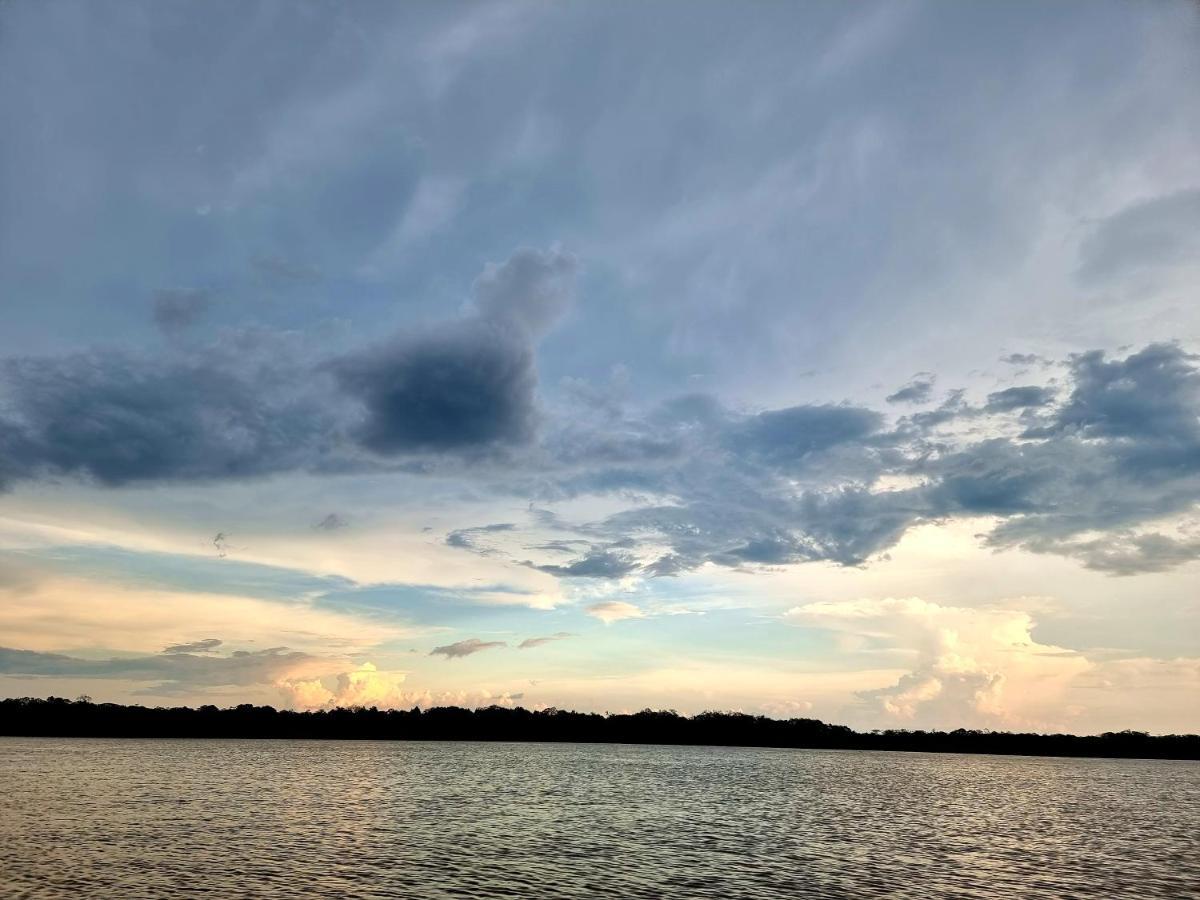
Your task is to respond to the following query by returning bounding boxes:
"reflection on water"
[1,738,1197,899]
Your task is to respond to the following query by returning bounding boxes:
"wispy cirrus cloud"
[518,632,574,649]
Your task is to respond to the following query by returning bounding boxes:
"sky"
[1,0,1199,734]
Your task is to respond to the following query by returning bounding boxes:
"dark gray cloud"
[0,645,313,687]
[314,513,349,531]
[429,638,507,659]
[917,345,1200,565]
[518,632,574,649]
[905,389,971,429]
[1034,343,1199,443]
[886,374,936,405]
[0,345,332,488]
[163,638,222,654]
[642,554,691,577]
[333,321,539,455]
[922,438,1055,517]
[533,395,911,571]
[984,385,1056,412]
[0,248,576,488]
[544,343,1200,576]
[726,404,885,466]
[587,482,918,574]
[534,547,640,579]
[1,324,1197,578]
[152,289,214,334]
[330,248,576,457]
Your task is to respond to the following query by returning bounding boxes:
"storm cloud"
[0,346,332,487]
[0,248,576,486]
[1,311,1198,577]
[331,248,575,456]
[332,321,538,455]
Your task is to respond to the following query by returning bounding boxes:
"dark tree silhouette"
[1,697,1195,760]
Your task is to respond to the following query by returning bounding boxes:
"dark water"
[1,739,1197,899]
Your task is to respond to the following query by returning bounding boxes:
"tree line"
[2,696,1196,759]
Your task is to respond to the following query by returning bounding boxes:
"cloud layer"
[3,327,1199,579]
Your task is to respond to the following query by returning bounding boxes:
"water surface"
[1,739,1196,899]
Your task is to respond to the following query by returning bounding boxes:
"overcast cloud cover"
[1,0,1198,733]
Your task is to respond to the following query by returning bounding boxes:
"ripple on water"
[0,739,1197,899]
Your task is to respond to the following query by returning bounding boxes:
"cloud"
[585,600,643,624]
[330,247,576,457]
[332,320,539,455]
[539,342,1200,576]
[2,330,1199,577]
[904,389,971,429]
[0,340,333,488]
[1000,353,1049,367]
[886,374,936,405]
[314,513,349,531]
[472,247,578,339]
[1034,343,1199,443]
[1077,189,1200,285]
[726,404,885,466]
[445,522,515,551]
[278,670,528,712]
[277,662,409,710]
[163,638,222,654]
[1066,657,1200,733]
[983,385,1055,412]
[429,638,507,658]
[1021,530,1200,576]
[939,345,1200,560]
[0,644,328,689]
[581,343,1200,575]
[518,631,573,649]
[535,547,640,579]
[151,289,214,334]
[0,565,403,659]
[0,247,573,486]
[388,176,467,247]
[785,597,1089,729]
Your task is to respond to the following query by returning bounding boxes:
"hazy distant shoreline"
[3,697,1196,760]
